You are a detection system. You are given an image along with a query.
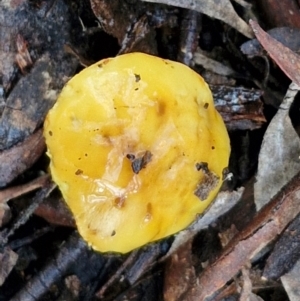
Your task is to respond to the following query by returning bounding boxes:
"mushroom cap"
[44,52,230,253]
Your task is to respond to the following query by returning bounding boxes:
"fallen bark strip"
[183,170,300,301]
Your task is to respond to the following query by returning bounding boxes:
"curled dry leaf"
[141,0,253,38]
[249,20,300,86]
[254,82,300,210]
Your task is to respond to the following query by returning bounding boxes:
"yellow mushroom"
[43,52,230,253]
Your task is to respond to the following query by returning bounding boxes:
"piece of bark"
[0,56,58,150]
[0,0,79,150]
[183,170,300,301]
[212,85,266,131]
[263,213,300,280]
[0,129,45,187]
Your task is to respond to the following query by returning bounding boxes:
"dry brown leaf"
[249,20,300,86]
[141,0,253,38]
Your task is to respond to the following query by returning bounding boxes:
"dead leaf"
[141,0,254,38]
[249,20,300,86]
[212,85,265,131]
[254,82,300,210]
